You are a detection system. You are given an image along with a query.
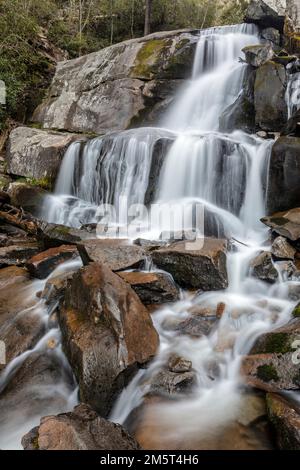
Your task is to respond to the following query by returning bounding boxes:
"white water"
[3,23,300,449]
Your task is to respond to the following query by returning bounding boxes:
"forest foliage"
[0,0,249,131]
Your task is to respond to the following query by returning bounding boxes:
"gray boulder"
[262,207,300,240]
[151,238,228,290]
[6,127,83,187]
[250,251,279,283]
[266,137,300,214]
[244,0,286,31]
[242,44,274,67]
[32,30,198,134]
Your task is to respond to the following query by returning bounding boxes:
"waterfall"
[37,23,298,448]
[286,60,300,119]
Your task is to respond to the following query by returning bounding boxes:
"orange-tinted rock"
[22,403,140,450]
[267,393,300,450]
[59,262,159,416]
[26,245,78,279]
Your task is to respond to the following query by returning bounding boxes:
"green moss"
[25,176,52,190]
[256,332,293,354]
[292,303,300,318]
[131,39,169,78]
[257,364,279,382]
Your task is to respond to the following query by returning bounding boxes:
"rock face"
[262,207,300,240]
[241,319,300,391]
[6,127,83,187]
[0,243,40,268]
[244,0,286,31]
[243,44,274,67]
[151,238,228,290]
[26,245,78,279]
[59,262,159,416]
[267,393,300,449]
[118,271,179,304]
[254,62,287,131]
[22,403,140,450]
[266,137,300,214]
[32,30,198,134]
[77,239,146,271]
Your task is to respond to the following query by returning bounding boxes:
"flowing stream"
[1,23,300,449]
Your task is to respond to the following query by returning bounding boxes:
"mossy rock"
[131,37,196,80]
[257,364,279,382]
[292,303,300,318]
[266,393,300,450]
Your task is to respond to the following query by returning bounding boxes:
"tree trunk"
[144,0,153,36]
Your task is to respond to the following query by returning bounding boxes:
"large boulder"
[22,403,140,450]
[151,238,228,290]
[241,318,300,391]
[254,62,287,131]
[242,44,274,67]
[6,127,83,187]
[118,271,180,305]
[32,30,198,134]
[244,0,286,31]
[77,239,146,271]
[59,262,159,416]
[266,393,300,449]
[262,207,300,240]
[266,136,300,214]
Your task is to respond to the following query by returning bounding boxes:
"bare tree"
[144,0,153,36]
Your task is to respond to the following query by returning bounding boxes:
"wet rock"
[250,251,278,283]
[41,269,79,305]
[254,62,287,131]
[0,267,45,371]
[118,271,179,304]
[272,236,296,259]
[148,368,196,397]
[168,354,192,373]
[266,393,300,449]
[172,315,216,338]
[59,262,159,416]
[77,239,146,271]
[242,44,274,67]
[219,66,255,133]
[38,221,90,248]
[33,31,198,134]
[0,351,76,443]
[281,108,300,137]
[241,319,300,391]
[151,238,228,290]
[26,245,78,279]
[261,27,281,45]
[0,243,40,268]
[244,0,286,31]
[144,136,175,205]
[6,127,83,187]
[266,137,300,214]
[22,403,140,450]
[7,182,47,216]
[262,208,300,241]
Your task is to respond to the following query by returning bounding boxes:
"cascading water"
[7,22,299,449]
